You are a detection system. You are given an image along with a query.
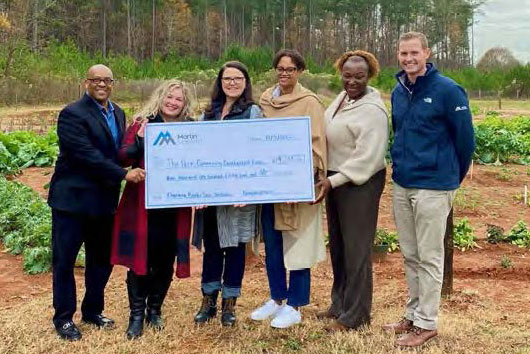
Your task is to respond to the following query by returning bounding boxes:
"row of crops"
[0,130,58,174]
[474,113,530,165]
[0,113,529,273]
[375,218,530,254]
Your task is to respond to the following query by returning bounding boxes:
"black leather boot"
[221,297,237,327]
[126,271,148,340]
[146,268,172,330]
[194,290,218,324]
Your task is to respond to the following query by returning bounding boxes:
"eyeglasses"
[86,78,114,85]
[221,76,245,84]
[275,67,298,74]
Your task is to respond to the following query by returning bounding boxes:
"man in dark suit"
[48,64,145,341]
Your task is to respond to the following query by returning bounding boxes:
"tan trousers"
[392,182,456,330]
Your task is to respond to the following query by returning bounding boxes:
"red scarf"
[110,121,192,277]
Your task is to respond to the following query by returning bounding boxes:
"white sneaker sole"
[270,319,301,329]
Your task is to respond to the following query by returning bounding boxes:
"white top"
[325,86,389,188]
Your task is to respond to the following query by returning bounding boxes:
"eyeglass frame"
[86,77,115,86]
[221,76,246,84]
[275,66,298,75]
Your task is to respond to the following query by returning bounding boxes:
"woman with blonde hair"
[314,50,388,331]
[111,79,194,339]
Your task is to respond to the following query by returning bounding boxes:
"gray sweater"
[325,86,389,188]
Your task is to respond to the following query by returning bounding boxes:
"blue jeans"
[261,204,310,307]
[201,207,246,299]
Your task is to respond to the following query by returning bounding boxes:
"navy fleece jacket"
[390,63,475,190]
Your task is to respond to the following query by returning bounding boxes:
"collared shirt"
[272,85,281,98]
[88,93,119,147]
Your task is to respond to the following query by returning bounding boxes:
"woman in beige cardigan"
[315,50,388,331]
[250,49,327,329]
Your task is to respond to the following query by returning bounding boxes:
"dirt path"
[0,246,50,308]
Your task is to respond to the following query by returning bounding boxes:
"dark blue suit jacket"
[48,93,127,215]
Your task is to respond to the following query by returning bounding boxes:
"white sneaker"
[250,299,283,321]
[270,305,301,329]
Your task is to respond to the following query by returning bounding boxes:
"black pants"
[145,208,178,278]
[201,207,246,298]
[326,169,386,328]
[51,209,113,327]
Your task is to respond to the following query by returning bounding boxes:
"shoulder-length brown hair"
[204,61,255,119]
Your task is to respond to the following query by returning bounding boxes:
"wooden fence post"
[442,208,454,296]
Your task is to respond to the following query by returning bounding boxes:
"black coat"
[48,93,127,215]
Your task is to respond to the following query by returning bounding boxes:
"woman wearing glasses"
[193,61,262,327]
[111,79,194,339]
[251,49,327,329]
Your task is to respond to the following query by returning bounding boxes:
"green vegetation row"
[2,41,530,96]
[474,112,530,165]
[0,130,58,174]
[376,218,530,254]
[0,177,52,273]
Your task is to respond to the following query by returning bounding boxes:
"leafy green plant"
[486,224,506,244]
[374,228,399,252]
[0,129,58,174]
[0,177,52,273]
[473,115,530,165]
[506,221,530,248]
[453,218,478,251]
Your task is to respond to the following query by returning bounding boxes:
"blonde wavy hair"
[135,79,193,121]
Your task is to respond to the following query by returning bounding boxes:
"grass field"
[0,253,529,354]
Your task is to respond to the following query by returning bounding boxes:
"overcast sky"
[473,0,530,64]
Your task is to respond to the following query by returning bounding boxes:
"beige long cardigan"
[259,83,327,270]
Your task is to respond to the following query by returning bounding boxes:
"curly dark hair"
[272,49,306,71]
[204,61,255,119]
[334,50,380,79]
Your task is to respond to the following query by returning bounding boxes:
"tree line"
[1,0,482,68]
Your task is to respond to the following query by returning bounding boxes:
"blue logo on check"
[153,131,176,146]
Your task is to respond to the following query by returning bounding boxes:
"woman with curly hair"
[111,79,194,339]
[314,50,389,331]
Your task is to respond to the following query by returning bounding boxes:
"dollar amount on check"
[144,117,315,208]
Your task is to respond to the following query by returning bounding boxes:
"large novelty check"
[144,117,314,208]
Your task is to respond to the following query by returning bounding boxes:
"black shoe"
[126,315,144,340]
[126,271,148,340]
[56,321,82,341]
[145,269,172,331]
[221,297,237,327]
[145,311,164,330]
[194,290,218,324]
[81,314,116,329]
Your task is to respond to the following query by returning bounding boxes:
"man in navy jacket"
[48,64,145,341]
[382,32,475,347]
